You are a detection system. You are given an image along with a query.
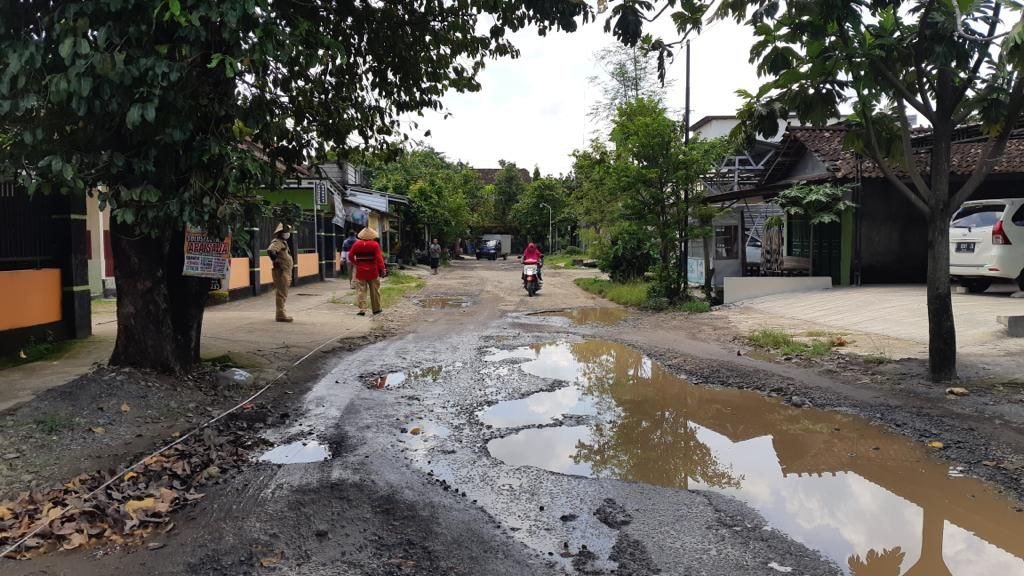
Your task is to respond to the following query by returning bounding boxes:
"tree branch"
[862,114,931,215]
[952,74,1024,207]
[895,98,932,198]
[911,0,938,118]
[953,1,1002,116]
[873,62,935,123]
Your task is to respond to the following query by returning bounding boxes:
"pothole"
[481,340,1024,575]
[417,296,472,309]
[536,307,629,325]
[259,439,332,464]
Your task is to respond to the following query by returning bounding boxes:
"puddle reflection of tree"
[849,547,905,576]
[566,341,742,490]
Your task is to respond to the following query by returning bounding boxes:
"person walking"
[428,238,442,275]
[349,227,387,316]
[340,231,357,288]
[267,223,294,322]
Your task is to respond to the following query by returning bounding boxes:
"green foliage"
[0,334,73,369]
[493,161,528,228]
[574,278,651,308]
[775,185,855,227]
[370,148,479,246]
[561,246,584,255]
[593,223,656,282]
[509,177,566,247]
[33,413,76,435]
[678,300,711,314]
[588,43,669,129]
[747,329,833,358]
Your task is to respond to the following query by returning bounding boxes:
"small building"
[704,123,1024,288]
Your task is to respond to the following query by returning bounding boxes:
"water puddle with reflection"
[539,307,628,326]
[260,439,332,464]
[483,340,1024,576]
[418,296,471,309]
[370,366,444,389]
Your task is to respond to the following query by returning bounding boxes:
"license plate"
[955,242,976,253]
[524,265,537,274]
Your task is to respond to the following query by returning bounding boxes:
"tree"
[493,161,528,228]
[1,0,591,372]
[600,1,1024,380]
[607,98,729,302]
[588,43,669,131]
[775,184,855,277]
[510,177,565,247]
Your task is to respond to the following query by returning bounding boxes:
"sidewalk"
[0,275,408,411]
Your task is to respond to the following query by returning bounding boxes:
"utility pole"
[540,202,553,253]
[682,40,692,295]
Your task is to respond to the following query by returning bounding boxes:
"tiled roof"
[779,126,1024,181]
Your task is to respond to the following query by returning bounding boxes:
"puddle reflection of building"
[557,341,1023,575]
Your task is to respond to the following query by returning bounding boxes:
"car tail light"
[993,220,1012,245]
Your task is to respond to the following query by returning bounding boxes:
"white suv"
[949,198,1024,293]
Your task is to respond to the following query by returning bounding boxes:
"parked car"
[476,239,503,260]
[949,198,1024,293]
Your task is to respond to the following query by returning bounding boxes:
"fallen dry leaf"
[928,441,945,449]
[122,471,139,482]
[831,335,850,347]
[61,532,88,550]
[259,550,284,567]
[409,427,422,435]
[120,402,131,413]
[945,387,970,397]
[91,427,106,434]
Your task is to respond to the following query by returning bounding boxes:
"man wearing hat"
[267,223,294,322]
[348,226,387,316]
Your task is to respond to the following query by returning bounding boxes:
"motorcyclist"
[522,242,543,284]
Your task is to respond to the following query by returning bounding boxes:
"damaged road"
[4,260,1024,575]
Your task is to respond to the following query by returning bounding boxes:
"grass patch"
[91,298,117,313]
[862,353,892,365]
[677,300,711,314]
[575,278,651,308]
[33,413,75,434]
[380,270,426,308]
[747,328,833,358]
[203,354,237,369]
[0,337,74,370]
[545,254,580,268]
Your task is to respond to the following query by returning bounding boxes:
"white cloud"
[412,14,761,175]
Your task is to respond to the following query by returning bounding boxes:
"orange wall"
[228,258,249,290]
[0,269,62,331]
[297,253,318,277]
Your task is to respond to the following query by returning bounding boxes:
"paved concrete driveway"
[740,285,1024,346]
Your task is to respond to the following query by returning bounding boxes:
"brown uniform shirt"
[267,238,293,272]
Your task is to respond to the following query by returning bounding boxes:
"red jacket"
[523,243,542,263]
[348,239,386,281]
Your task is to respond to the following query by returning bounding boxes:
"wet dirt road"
[8,260,1024,576]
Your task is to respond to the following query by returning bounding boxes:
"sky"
[410,12,762,176]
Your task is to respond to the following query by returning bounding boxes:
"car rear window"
[951,204,1006,228]
[485,240,498,247]
[1014,205,1024,226]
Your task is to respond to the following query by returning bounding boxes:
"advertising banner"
[182,227,232,280]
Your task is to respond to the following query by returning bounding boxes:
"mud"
[482,339,1024,574]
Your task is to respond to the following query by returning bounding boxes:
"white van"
[949,198,1024,293]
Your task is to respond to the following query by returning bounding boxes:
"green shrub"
[594,223,656,282]
[561,246,583,255]
[575,278,651,307]
[748,328,832,358]
[678,300,711,313]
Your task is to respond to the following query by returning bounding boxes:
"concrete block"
[997,315,1024,337]
[724,276,832,304]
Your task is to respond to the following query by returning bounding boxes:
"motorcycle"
[522,259,542,297]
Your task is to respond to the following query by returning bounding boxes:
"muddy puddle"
[538,307,628,325]
[259,439,332,464]
[418,296,471,309]
[370,366,444,389]
[484,340,1024,576]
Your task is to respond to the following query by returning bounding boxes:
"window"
[951,204,1006,228]
[715,225,739,260]
[1013,205,1024,226]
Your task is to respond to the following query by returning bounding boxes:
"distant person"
[341,231,357,288]
[429,238,442,275]
[349,227,387,316]
[523,241,543,281]
[267,223,294,322]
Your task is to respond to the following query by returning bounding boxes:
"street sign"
[314,181,328,207]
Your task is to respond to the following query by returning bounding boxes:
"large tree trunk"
[109,221,209,372]
[926,127,958,382]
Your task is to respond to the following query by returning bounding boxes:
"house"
[0,180,90,355]
[703,123,1024,288]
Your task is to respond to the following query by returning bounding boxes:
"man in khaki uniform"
[267,223,294,322]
